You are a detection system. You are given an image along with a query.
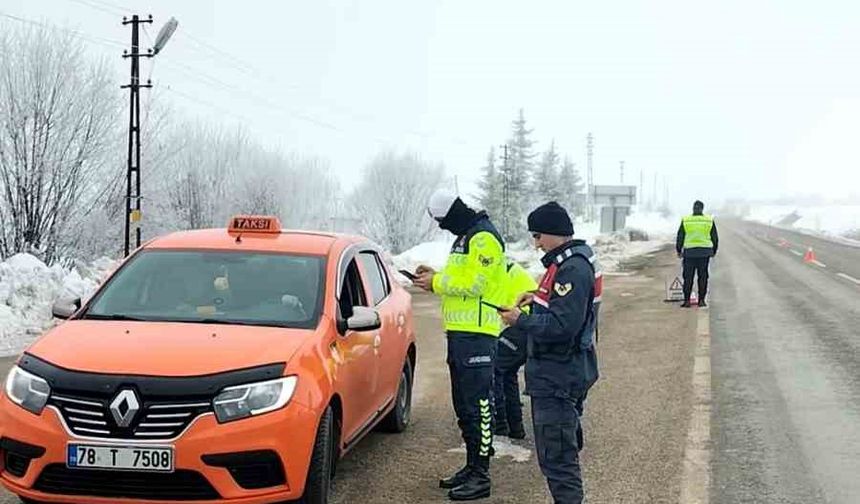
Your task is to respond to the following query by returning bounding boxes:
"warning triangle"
[670,277,683,290]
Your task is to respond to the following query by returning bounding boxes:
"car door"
[356,250,402,411]
[335,257,380,442]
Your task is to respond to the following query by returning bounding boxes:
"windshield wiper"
[81,313,148,321]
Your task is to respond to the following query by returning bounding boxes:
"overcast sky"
[5,0,860,211]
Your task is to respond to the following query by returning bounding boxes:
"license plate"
[67,444,174,472]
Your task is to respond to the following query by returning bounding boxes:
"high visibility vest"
[682,214,714,249]
[432,230,507,337]
[504,262,538,314]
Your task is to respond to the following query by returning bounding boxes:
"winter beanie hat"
[527,201,574,236]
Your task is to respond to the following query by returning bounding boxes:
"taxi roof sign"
[228,215,282,234]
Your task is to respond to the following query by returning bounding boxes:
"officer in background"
[499,201,599,504]
[414,189,507,501]
[675,200,719,308]
[493,261,538,440]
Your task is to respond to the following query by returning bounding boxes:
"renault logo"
[109,389,140,428]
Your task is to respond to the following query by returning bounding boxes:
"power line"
[0,11,125,49]
[66,0,126,17]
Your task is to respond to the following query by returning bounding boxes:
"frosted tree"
[476,147,503,220]
[533,140,562,206]
[350,151,445,254]
[0,25,119,263]
[498,109,537,240]
[558,156,585,218]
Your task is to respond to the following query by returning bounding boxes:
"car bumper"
[0,393,319,503]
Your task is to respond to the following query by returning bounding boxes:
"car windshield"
[83,250,325,329]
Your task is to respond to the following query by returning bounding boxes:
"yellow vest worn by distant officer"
[504,262,538,314]
[682,214,715,249]
[432,231,507,337]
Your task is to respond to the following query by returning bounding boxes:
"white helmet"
[427,189,458,220]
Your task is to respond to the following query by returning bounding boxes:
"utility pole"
[586,133,594,221]
[122,15,153,257]
[500,144,510,239]
[620,160,625,184]
[121,15,177,257]
[639,169,644,208]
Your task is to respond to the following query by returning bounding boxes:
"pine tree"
[477,147,503,220]
[533,140,562,207]
[501,108,536,240]
[558,156,585,218]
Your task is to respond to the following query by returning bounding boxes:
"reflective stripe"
[478,398,493,456]
[534,296,549,308]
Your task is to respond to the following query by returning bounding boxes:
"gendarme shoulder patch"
[554,282,573,296]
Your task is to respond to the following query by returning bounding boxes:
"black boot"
[440,450,474,489]
[448,457,491,501]
[440,465,472,489]
[680,300,692,308]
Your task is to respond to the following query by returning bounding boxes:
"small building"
[592,185,637,233]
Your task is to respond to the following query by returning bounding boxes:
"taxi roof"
[144,228,368,256]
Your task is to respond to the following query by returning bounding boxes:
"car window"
[84,250,324,329]
[339,258,368,319]
[358,252,390,306]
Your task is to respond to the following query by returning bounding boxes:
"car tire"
[379,358,413,433]
[296,406,334,504]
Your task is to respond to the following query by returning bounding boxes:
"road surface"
[0,247,701,503]
[710,220,860,504]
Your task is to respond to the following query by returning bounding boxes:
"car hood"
[26,320,316,376]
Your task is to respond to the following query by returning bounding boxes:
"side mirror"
[346,306,381,332]
[52,298,81,320]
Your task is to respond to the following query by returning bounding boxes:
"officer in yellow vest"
[494,262,538,440]
[675,200,719,307]
[414,189,507,501]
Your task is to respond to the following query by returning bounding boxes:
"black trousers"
[447,332,497,466]
[682,256,710,302]
[494,328,527,432]
[532,396,584,503]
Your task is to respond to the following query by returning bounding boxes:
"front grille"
[50,394,211,439]
[34,464,220,500]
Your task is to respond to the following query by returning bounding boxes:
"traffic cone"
[803,247,816,264]
[689,291,698,305]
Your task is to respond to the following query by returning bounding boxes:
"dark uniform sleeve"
[711,221,719,256]
[514,258,594,345]
[676,222,686,255]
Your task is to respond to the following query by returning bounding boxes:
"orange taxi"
[0,216,416,504]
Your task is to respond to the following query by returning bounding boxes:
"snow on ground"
[744,205,860,241]
[0,254,117,357]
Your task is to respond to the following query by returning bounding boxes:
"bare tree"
[0,25,119,262]
[350,151,445,254]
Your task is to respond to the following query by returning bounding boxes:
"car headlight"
[213,376,297,423]
[4,365,51,415]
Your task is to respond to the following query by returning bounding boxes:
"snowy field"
[744,205,860,243]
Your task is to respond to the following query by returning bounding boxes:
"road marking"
[837,272,860,285]
[680,308,711,504]
[811,260,826,268]
[790,250,803,257]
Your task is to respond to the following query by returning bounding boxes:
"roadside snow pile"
[625,211,678,239]
[0,254,117,357]
[745,205,860,240]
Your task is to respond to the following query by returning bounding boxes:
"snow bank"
[626,211,679,238]
[745,205,860,239]
[0,254,117,357]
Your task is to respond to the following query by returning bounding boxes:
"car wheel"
[297,406,334,504]
[379,358,413,433]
